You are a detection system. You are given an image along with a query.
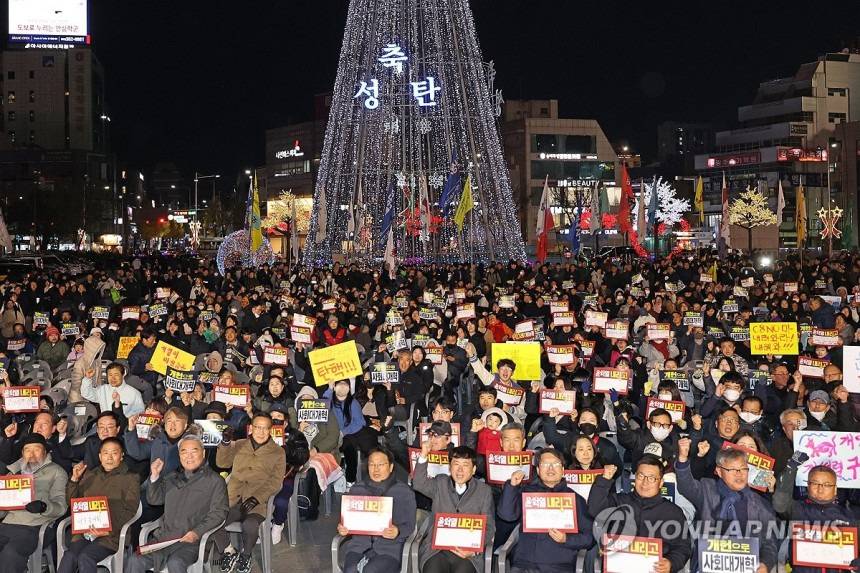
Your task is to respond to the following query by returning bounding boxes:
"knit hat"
[46,326,60,338]
[20,432,48,450]
[480,407,506,425]
[425,420,452,436]
[203,401,228,418]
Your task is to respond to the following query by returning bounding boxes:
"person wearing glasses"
[587,455,691,573]
[615,406,680,467]
[336,447,417,573]
[773,455,860,572]
[676,437,777,573]
[212,413,287,573]
[687,406,743,478]
[497,448,594,573]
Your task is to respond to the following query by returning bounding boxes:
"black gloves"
[788,451,810,469]
[25,500,47,514]
[220,427,234,445]
[239,496,259,516]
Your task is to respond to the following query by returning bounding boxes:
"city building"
[0,46,115,243]
[500,99,621,253]
[657,121,716,175]
[695,50,860,250]
[258,93,331,253]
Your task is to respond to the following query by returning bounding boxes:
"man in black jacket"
[588,455,692,573]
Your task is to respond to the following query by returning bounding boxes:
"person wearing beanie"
[0,431,68,571]
[36,325,70,371]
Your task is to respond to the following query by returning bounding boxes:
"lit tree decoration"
[262,190,310,234]
[216,230,275,276]
[303,0,526,266]
[729,185,777,252]
[633,177,690,230]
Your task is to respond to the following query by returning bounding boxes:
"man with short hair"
[127,327,159,387]
[81,362,145,417]
[124,407,189,475]
[0,433,68,572]
[676,438,776,573]
[498,448,594,572]
[413,445,495,573]
[126,435,229,573]
[588,456,691,573]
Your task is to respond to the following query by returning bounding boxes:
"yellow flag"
[694,176,704,224]
[796,184,806,245]
[453,175,474,232]
[250,175,262,251]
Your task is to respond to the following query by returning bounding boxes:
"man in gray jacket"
[0,433,68,572]
[126,434,229,573]
[413,444,495,573]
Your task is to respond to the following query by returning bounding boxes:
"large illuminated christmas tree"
[303,0,527,266]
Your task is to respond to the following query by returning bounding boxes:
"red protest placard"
[791,524,858,570]
[407,448,450,478]
[522,492,578,533]
[71,496,112,534]
[485,451,534,485]
[2,386,41,413]
[564,469,604,499]
[539,390,576,414]
[340,495,393,536]
[0,475,34,510]
[431,513,486,552]
[645,398,686,423]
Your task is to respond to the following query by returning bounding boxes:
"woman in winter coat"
[61,437,141,573]
[69,334,106,403]
[0,299,25,339]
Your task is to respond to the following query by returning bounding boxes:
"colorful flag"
[694,176,704,225]
[571,187,583,254]
[453,175,474,232]
[438,151,461,216]
[796,183,806,245]
[383,225,396,278]
[776,179,785,225]
[718,172,731,258]
[618,164,633,234]
[249,175,263,252]
[535,176,555,263]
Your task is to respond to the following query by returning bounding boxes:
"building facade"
[695,51,860,250]
[0,46,115,243]
[657,121,716,176]
[500,99,620,253]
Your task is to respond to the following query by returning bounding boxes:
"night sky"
[88,0,858,177]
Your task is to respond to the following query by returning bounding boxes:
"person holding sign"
[587,455,692,573]
[497,449,594,572]
[125,435,228,573]
[676,439,777,573]
[413,445,495,573]
[60,438,140,573]
[773,459,860,572]
[337,448,417,573]
[0,433,68,572]
[80,362,145,418]
[212,413,286,573]
[126,327,160,388]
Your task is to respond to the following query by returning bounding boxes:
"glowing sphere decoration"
[216,230,275,275]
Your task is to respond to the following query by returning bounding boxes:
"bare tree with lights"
[729,185,777,252]
[303,0,527,266]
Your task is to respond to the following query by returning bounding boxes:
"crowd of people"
[0,250,857,573]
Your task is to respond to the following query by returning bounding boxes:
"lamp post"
[193,172,220,230]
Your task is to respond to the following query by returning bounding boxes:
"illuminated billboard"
[8,0,90,49]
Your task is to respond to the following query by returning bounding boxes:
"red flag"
[618,163,634,233]
[535,176,555,263]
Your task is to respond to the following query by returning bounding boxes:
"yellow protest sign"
[308,340,363,386]
[750,322,798,355]
[491,342,541,380]
[117,336,140,360]
[150,341,196,375]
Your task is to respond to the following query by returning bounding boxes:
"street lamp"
[193,172,220,225]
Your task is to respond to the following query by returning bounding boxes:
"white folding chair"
[56,502,142,573]
[331,511,425,573]
[27,520,56,573]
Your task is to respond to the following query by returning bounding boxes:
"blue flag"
[571,188,582,254]
[438,151,461,216]
[379,177,396,246]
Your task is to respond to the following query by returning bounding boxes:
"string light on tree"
[303,0,526,266]
[634,176,690,230]
[729,185,777,252]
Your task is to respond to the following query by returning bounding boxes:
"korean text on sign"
[308,340,363,386]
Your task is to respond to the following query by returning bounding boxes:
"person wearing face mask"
[543,407,623,469]
[737,396,774,440]
[616,407,679,467]
[699,371,746,421]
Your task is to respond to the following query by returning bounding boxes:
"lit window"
[9,130,16,143]
[7,92,15,104]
